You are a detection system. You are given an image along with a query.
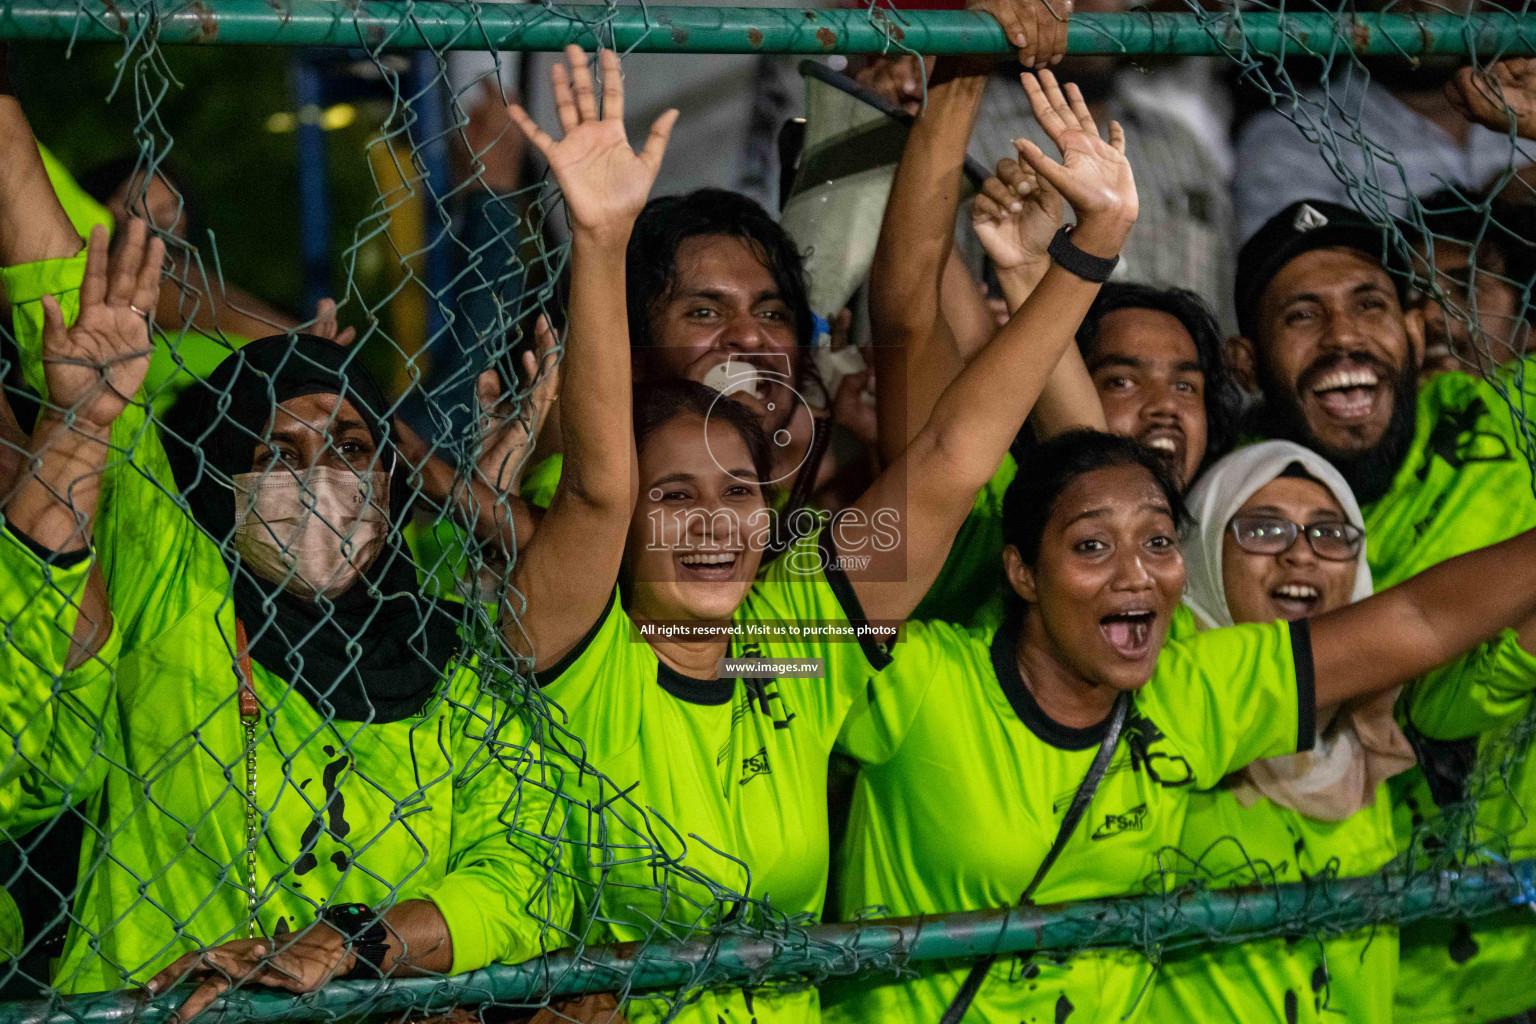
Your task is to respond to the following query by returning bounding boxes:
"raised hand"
[508,47,677,240]
[1013,70,1136,257]
[310,297,357,347]
[39,219,163,431]
[1446,59,1536,140]
[971,153,1064,272]
[967,0,1072,68]
[477,315,561,496]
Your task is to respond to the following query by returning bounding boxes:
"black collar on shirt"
[655,661,737,706]
[988,617,1120,752]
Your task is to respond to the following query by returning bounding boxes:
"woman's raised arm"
[500,47,676,669]
[843,71,1137,622]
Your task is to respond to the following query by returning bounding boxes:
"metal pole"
[1,3,1534,55]
[291,53,331,317]
[5,862,1531,1024]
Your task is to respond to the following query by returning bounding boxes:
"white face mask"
[231,465,390,601]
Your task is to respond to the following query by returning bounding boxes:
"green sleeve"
[911,454,1016,625]
[745,524,895,690]
[417,689,574,973]
[38,145,112,242]
[1150,620,1312,787]
[521,453,562,512]
[1401,630,1536,741]
[835,619,949,766]
[0,523,95,826]
[3,251,88,399]
[7,252,226,659]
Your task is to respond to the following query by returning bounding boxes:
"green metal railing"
[8,861,1531,1024]
[0,2,1534,55]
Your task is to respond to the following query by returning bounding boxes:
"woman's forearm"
[380,899,455,976]
[1313,527,1536,708]
[559,230,635,512]
[3,413,109,553]
[995,263,1105,439]
[870,61,988,467]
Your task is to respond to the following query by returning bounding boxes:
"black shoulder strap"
[938,690,1133,1024]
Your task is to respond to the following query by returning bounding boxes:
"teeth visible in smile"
[1145,436,1179,453]
[1274,583,1319,599]
[679,552,737,566]
[1313,368,1379,393]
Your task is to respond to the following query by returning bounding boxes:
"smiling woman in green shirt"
[826,428,1536,1024]
[505,52,1140,1024]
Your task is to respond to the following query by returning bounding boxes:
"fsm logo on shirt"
[1091,803,1149,840]
[739,746,771,785]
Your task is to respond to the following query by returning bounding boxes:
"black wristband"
[1047,225,1119,284]
[320,903,390,978]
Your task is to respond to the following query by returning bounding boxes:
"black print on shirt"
[1415,397,1513,484]
[1091,803,1149,840]
[294,744,353,875]
[1123,709,1194,788]
[739,747,772,785]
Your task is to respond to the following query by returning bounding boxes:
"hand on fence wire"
[509,46,677,241]
[971,154,1064,275]
[477,314,560,497]
[1446,59,1536,141]
[309,296,357,347]
[967,0,1072,68]
[39,219,163,431]
[145,923,355,1024]
[1013,70,1136,257]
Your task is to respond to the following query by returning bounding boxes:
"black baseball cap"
[1235,200,1411,340]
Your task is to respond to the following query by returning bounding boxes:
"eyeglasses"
[1229,515,1364,562]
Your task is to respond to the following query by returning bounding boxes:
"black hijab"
[162,334,460,723]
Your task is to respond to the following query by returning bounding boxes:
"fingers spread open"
[1013,136,1071,195]
[106,220,148,309]
[567,46,599,123]
[549,62,578,136]
[507,105,554,157]
[134,236,166,317]
[1064,81,1097,135]
[1020,73,1070,140]
[600,49,623,121]
[79,224,112,311]
[641,108,680,171]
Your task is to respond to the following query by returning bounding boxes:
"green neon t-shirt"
[538,528,892,1024]
[1392,629,1536,1024]
[1147,779,1398,1024]
[1354,364,1536,589]
[4,252,571,993]
[824,614,1313,1024]
[911,455,1016,626]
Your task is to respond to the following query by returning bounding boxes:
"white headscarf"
[1181,441,1415,820]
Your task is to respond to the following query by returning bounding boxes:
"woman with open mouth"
[1148,440,1421,1024]
[826,428,1536,1024]
[506,51,1138,1024]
